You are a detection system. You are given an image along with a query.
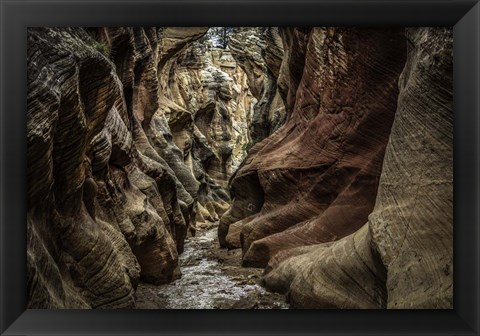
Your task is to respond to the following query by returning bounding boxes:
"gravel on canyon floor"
[135,225,288,309]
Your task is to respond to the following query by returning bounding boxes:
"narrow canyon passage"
[130,28,290,309]
[128,29,274,308]
[27,27,453,309]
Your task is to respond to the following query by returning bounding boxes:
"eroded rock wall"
[155,37,257,227]
[229,28,286,146]
[221,27,453,309]
[265,27,453,309]
[219,28,407,268]
[27,27,255,308]
[27,26,453,310]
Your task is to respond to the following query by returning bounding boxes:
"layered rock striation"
[228,27,286,146]
[263,27,453,309]
[156,38,257,225]
[27,27,255,308]
[27,26,453,309]
[220,27,453,309]
[219,28,407,264]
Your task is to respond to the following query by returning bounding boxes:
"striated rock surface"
[229,28,286,146]
[155,36,257,228]
[28,25,453,310]
[219,28,407,269]
[27,27,256,308]
[261,27,453,308]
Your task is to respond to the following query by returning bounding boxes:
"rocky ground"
[135,225,287,309]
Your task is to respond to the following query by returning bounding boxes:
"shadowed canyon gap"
[27,27,453,309]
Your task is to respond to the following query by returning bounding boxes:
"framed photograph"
[1,0,479,335]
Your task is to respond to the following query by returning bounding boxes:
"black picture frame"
[1,0,479,335]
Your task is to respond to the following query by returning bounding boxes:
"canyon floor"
[135,225,288,309]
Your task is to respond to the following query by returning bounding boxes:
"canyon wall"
[220,27,453,308]
[219,28,407,264]
[154,33,256,227]
[27,27,254,308]
[228,27,286,146]
[264,27,453,309]
[27,26,453,309]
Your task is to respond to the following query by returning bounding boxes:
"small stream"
[135,226,288,309]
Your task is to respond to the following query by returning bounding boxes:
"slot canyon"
[27,27,453,309]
